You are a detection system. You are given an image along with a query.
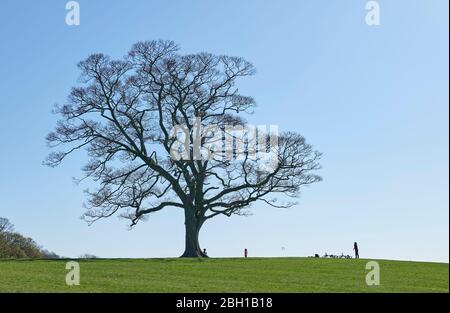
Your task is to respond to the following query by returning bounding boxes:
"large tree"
[46,40,322,257]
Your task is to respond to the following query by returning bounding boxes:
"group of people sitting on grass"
[323,253,353,259]
[312,242,360,259]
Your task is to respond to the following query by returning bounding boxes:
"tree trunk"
[180,209,206,258]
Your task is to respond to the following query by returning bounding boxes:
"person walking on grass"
[353,242,359,259]
[244,248,248,258]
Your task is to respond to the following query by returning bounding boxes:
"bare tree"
[0,217,14,233]
[45,40,322,257]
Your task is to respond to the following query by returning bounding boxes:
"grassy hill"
[0,257,447,292]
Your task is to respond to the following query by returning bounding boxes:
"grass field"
[0,257,448,293]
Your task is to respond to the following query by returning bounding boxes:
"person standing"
[353,242,359,259]
[244,248,248,258]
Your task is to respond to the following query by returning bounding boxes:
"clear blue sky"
[0,0,448,262]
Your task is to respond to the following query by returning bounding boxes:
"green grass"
[0,258,447,293]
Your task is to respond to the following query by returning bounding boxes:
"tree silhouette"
[46,40,322,257]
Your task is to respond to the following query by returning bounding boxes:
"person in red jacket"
[244,248,248,258]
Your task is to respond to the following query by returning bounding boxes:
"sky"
[0,0,448,262]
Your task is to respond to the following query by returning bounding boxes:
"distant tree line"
[0,217,59,259]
